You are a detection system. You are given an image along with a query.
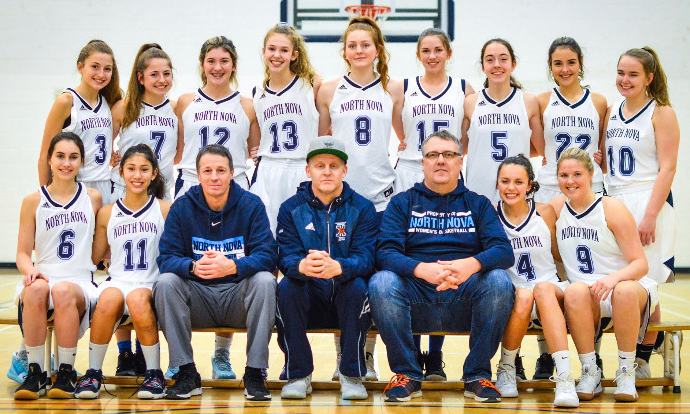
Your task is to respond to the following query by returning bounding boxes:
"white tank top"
[399,76,465,162]
[329,75,394,211]
[253,77,318,162]
[179,89,250,184]
[34,183,96,280]
[539,88,603,193]
[498,200,560,289]
[466,88,531,204]
[112,99,177,190]
[107,196,165,283]
[605,100,658,192]
[63,89,113,182]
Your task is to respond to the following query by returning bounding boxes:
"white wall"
[1,0,688,265]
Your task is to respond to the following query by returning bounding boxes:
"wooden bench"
[0,317,685,393]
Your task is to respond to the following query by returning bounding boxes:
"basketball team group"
[9,15,680,409]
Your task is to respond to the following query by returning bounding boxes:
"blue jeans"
[369,269,514,381]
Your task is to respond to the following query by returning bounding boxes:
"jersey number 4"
[516,253,536,281]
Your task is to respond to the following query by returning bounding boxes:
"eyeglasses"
[423,151,461,160]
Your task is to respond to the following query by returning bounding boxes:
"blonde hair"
[122,43,173,129]
[557,148,594,174]
[341,17,391,93]
[620,47,670,106]
[199,36,238,87]
[262,23,317,88]
[77,39,123,107]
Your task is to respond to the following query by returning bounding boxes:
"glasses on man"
[423,151,461,160]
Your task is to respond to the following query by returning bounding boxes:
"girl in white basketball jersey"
[493,155,577,407]
[605,47,679,377]
[396,28,475,193]
[14,133,102,400]
[74,145,170,400]
[461,38,544,204]
[111,43,179,201]
[550,148,657,403]
[316,16,404,381]
[39,40,123,204]
[175,36,260,197]
[536,37,607,203]
[251,23,320,235]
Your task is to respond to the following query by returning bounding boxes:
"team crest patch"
[335,222,347,241]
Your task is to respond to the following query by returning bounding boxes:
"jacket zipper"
[327,200,335,302]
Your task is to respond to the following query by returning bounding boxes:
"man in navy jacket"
[370,131,515,403]
[154,145,277,401]
[275,136,378,400]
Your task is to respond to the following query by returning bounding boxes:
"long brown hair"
[620,47,670,106]
[122,44,173,129]
[479,38,522,89]
[77,39,123,107]
[262,23,317,88]
[341,17,391,93]
[199,36,238,88]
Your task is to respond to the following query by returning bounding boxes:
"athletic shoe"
[533,352,554,380]
[279,365,287,381]
[165,368,202,400]
[243,367,271,401]
[281,374,311,399]
[48,363,78,399]
[464,378,502,403]
[635,357,651,381]
[7,351,29,384]
[340,374,368,400]
[515,353,527,381]
[137,369,166,399]
[614,365,638,402]
[575,364,603,400]
[211,348,236,379]
[382,374,422,402]
[135,351,146,376]
[552,372,579,408]
[495,365,518,398]
[116,350,137,376]
[74,369,103,399]
[331,353,342,381]
[165,366,179,380]
[13,363,47,400]
[424,351,447,381]
[416,351,425,372]
[364,352,378,381]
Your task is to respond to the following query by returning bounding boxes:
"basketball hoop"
[345,4,392,21]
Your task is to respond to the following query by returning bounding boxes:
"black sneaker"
[596,352,605,378]
[165,367,202,400]
[116,350,137,376]
[14,363,48,400]
[533,353,554,380]
[137,369,166,399]
[424,351,447,381]
[135,352,146,376]
[416,351,425,372]
[383,374,422,402]
[464,378,501,403]
[48,363,78,399]
[243,367,271,401]
[74,368,103,399]
[515,353,527,381]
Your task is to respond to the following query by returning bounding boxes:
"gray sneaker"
[281,374,312,399]
[340,374,368,400]
[576,364,602,400]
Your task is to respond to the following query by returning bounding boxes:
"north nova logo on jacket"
[408,210,476,234]
[191,236,245,259]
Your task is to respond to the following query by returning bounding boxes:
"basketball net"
[345,4,391,22]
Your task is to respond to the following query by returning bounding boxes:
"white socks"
[537,335,549,354]
[141,343,161,371]
[58,346,77,368]
[215,335,233,351]
[618,350,636,370]
[26,345,45,372]
[499,346,518,369]
[578,351,597,369]
[88,343,108,371]
[552,350,571,377]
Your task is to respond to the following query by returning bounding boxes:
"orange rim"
[345,4,391,20]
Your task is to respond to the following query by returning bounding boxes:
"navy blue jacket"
[376,181,514,278]
[157,182,278,284]
[276,181,379,284]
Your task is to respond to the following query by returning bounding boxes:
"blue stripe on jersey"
[197,88,240,105]
[554,87,590,109]
[461,79,466,94]
[497,199,536,232]
[41,183,84,209]
[343,75,381,91]
[265,76,299,97]
[67,88,103,113]
[116,196,155,218]
[619,99,655,124]
[416,76,453,101]
[143,99,170,110]
[565,196,603,219]
[482,87,517,107]
[403,78,408,94]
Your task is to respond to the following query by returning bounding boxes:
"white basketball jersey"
[329,75,394,211]
[605,100,658,190]
[179,89,250,184]
[253,77,318,161]
[498,200,560,289]
[539,88,603,193]
[466,88,531,204]
[556,196,628,284]
[63,89,113,182]
[107,197,165,283]
[34,183,96,280]
[112,99,177,190]
[399,76,466,162]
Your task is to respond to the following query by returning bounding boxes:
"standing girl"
[462,38,544,204]
[14,133,102,400]
[251,23,320,235]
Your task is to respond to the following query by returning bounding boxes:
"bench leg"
[671,331,681,393]
[46,327,53,374]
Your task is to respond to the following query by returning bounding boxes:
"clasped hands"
[299,250,342,279]
[414,257,482,291]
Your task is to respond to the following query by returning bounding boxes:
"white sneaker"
[552,373,579,408]
[576,364,603,400]
[495,365,518,398]
[332,353,342,381]
[281,375,312,399]
[614,365,638,402]
[340,374,368,400]
[365,352,379,381]
[635,357,651,380]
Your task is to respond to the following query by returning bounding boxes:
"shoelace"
[614,363,639,384]
[78,371,115,397]
[213,353,232,371]
[382,374,411,397]
[128,371,165,399]
[477,378,501,395]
